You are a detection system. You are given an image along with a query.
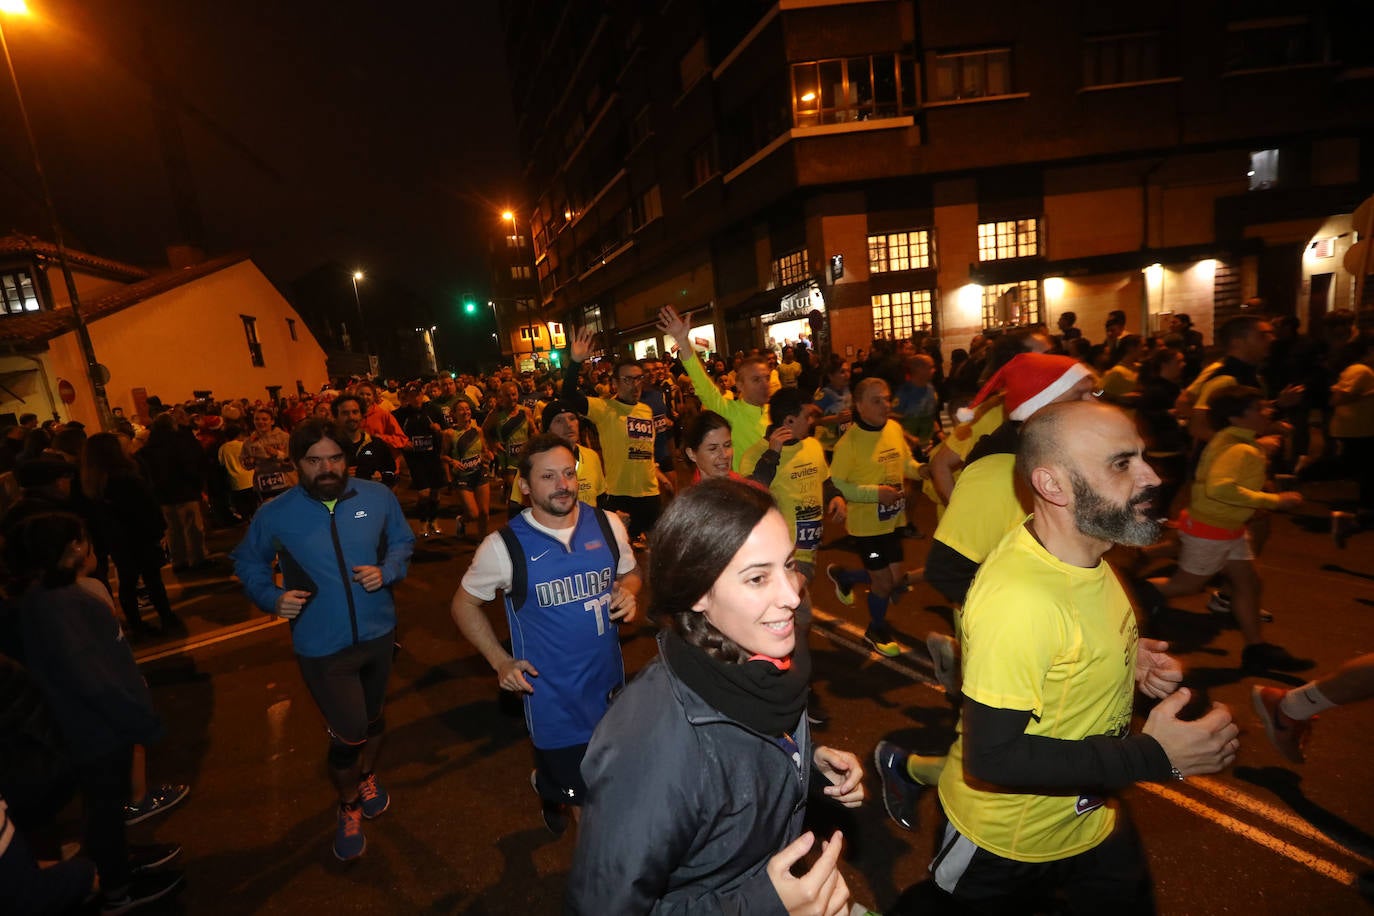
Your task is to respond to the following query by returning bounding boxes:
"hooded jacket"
[566,632,811,915]
[231,478,415,658]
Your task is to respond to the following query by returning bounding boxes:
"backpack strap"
[498,525,527,609]
[592,506,620,577]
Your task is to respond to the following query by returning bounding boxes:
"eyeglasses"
[299,453,346,469]
[618,374,644,383]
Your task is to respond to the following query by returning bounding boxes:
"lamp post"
[350,269,367,353]
[0,0,114,429]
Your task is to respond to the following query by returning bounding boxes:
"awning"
[725,279,814,321]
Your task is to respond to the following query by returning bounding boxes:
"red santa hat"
[955,353,1094,424]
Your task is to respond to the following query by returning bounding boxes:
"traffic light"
[462,296,477,315]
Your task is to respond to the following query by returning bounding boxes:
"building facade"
[0,236,328,427]
[499,0,1374,363]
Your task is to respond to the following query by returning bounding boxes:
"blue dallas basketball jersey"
[502,507,623,750]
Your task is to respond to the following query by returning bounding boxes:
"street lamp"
[350,269,366,353]
[0,0,114,428]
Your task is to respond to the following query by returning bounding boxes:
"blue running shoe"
[874,740,924,831]
[358,772,390,819]
[333,802,366,861]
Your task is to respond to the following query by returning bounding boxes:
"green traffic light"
[463,299,477,315]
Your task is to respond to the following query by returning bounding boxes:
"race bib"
[457,454,482,473]
[408,435,434,452]
[795,518,823,551]
[255,471,286,496]
[626,416,654,439]
[877,496,906,522]
[653,414,673,434]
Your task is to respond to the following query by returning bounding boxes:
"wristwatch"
[1170,766,1185,781]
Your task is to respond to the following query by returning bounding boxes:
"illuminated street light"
[1,0,115,428]
[349,269,367,353]
[500,210,514,222]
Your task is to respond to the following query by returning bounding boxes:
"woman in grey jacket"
[566,479,865,915]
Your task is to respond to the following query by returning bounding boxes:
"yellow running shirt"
[584,396,659,498]
[739,436,831,565]
[932,450,1026,565]
[939,522,1138,863]
[576,443,608,504]
[830,420,922,537]
[923,400,1005,518]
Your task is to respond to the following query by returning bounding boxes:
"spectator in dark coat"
[139,415,208,571]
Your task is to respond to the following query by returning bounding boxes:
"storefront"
[761,283,826,352]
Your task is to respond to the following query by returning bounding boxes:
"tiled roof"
[0,251,253,347]
[0,235,151,282]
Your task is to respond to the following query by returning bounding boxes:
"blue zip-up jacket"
[231,479,415,658]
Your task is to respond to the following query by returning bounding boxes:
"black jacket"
[566,633,810,915]
[18,583,162,762]
[91,473,167,559]
[141,427,206,505]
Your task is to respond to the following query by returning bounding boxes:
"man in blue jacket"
[232,419,415,861]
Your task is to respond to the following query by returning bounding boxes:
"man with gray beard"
[926,400,1238,914]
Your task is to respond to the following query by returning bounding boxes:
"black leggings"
[113,546,173,628]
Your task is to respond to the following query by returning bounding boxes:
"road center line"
[1188,776,1374,867]
[135,616,284,664]
[1139,783,1360,886]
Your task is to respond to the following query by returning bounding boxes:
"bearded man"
[231,419,415,861]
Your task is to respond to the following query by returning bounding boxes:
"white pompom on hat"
[954,353,1094,424]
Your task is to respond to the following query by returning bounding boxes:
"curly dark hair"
[649,478,777,663]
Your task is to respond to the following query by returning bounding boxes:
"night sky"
[0,0,520,341]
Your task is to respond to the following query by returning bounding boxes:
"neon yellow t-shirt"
[938,522,1138,863]
[585,396,659,498]
[683,353,768,471]
[922,401,1005,517]
[740,436,830,564]
[829,420,921,537]
[576,443,608,504]
[933,451,1027,565]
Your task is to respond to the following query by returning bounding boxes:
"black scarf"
[662,630,810,737]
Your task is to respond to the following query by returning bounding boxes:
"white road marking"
[1139,782,1361,887]
[1188,776,1374,867]
[134,616,284,664]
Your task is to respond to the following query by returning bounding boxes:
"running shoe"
[925,633,961,696]
[1206,590,1273,623]
[1241,642,1315,673]
[123,783,189,826]
[864,625,901,658]
[128,842,181,876]
[826,564,854,606]
[358,772,390,819]
[530,770,569,837]
[873,741,924,831]
[333,802,366,861]
[1251,686,1312,765]
[101,872,184,914]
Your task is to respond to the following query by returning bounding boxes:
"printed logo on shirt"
[531,549,551,562]
[1074,794,1106,816]
[584,540,603,551]
[354,509,368,519]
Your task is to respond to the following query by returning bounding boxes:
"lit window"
[506,234,527,248]
[977,219,1040,261]
[511,265,533,280]
[981,281,1040,329]
[871,290,936,339]
[685,139,717,191]
[931,49,1011,102]
[772,250,808,287]
[0,270,41,314]
[869,230,932,273]
[637,185,662,227]
[1249,149,1279,190]
[1083,32,1162,87]
[790,54,915,127]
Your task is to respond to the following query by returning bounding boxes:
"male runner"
[451,435,639,835]
[232,419,415,861]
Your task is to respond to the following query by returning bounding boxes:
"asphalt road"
[114,478,1374,915]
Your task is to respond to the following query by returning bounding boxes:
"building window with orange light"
[790,54,917,128]
[977,218,1040,261]
[981,281,1040,330]
[869,230,932,273]
[0,270,41,314]
[772,250,808,288]
[871,290,936,340]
